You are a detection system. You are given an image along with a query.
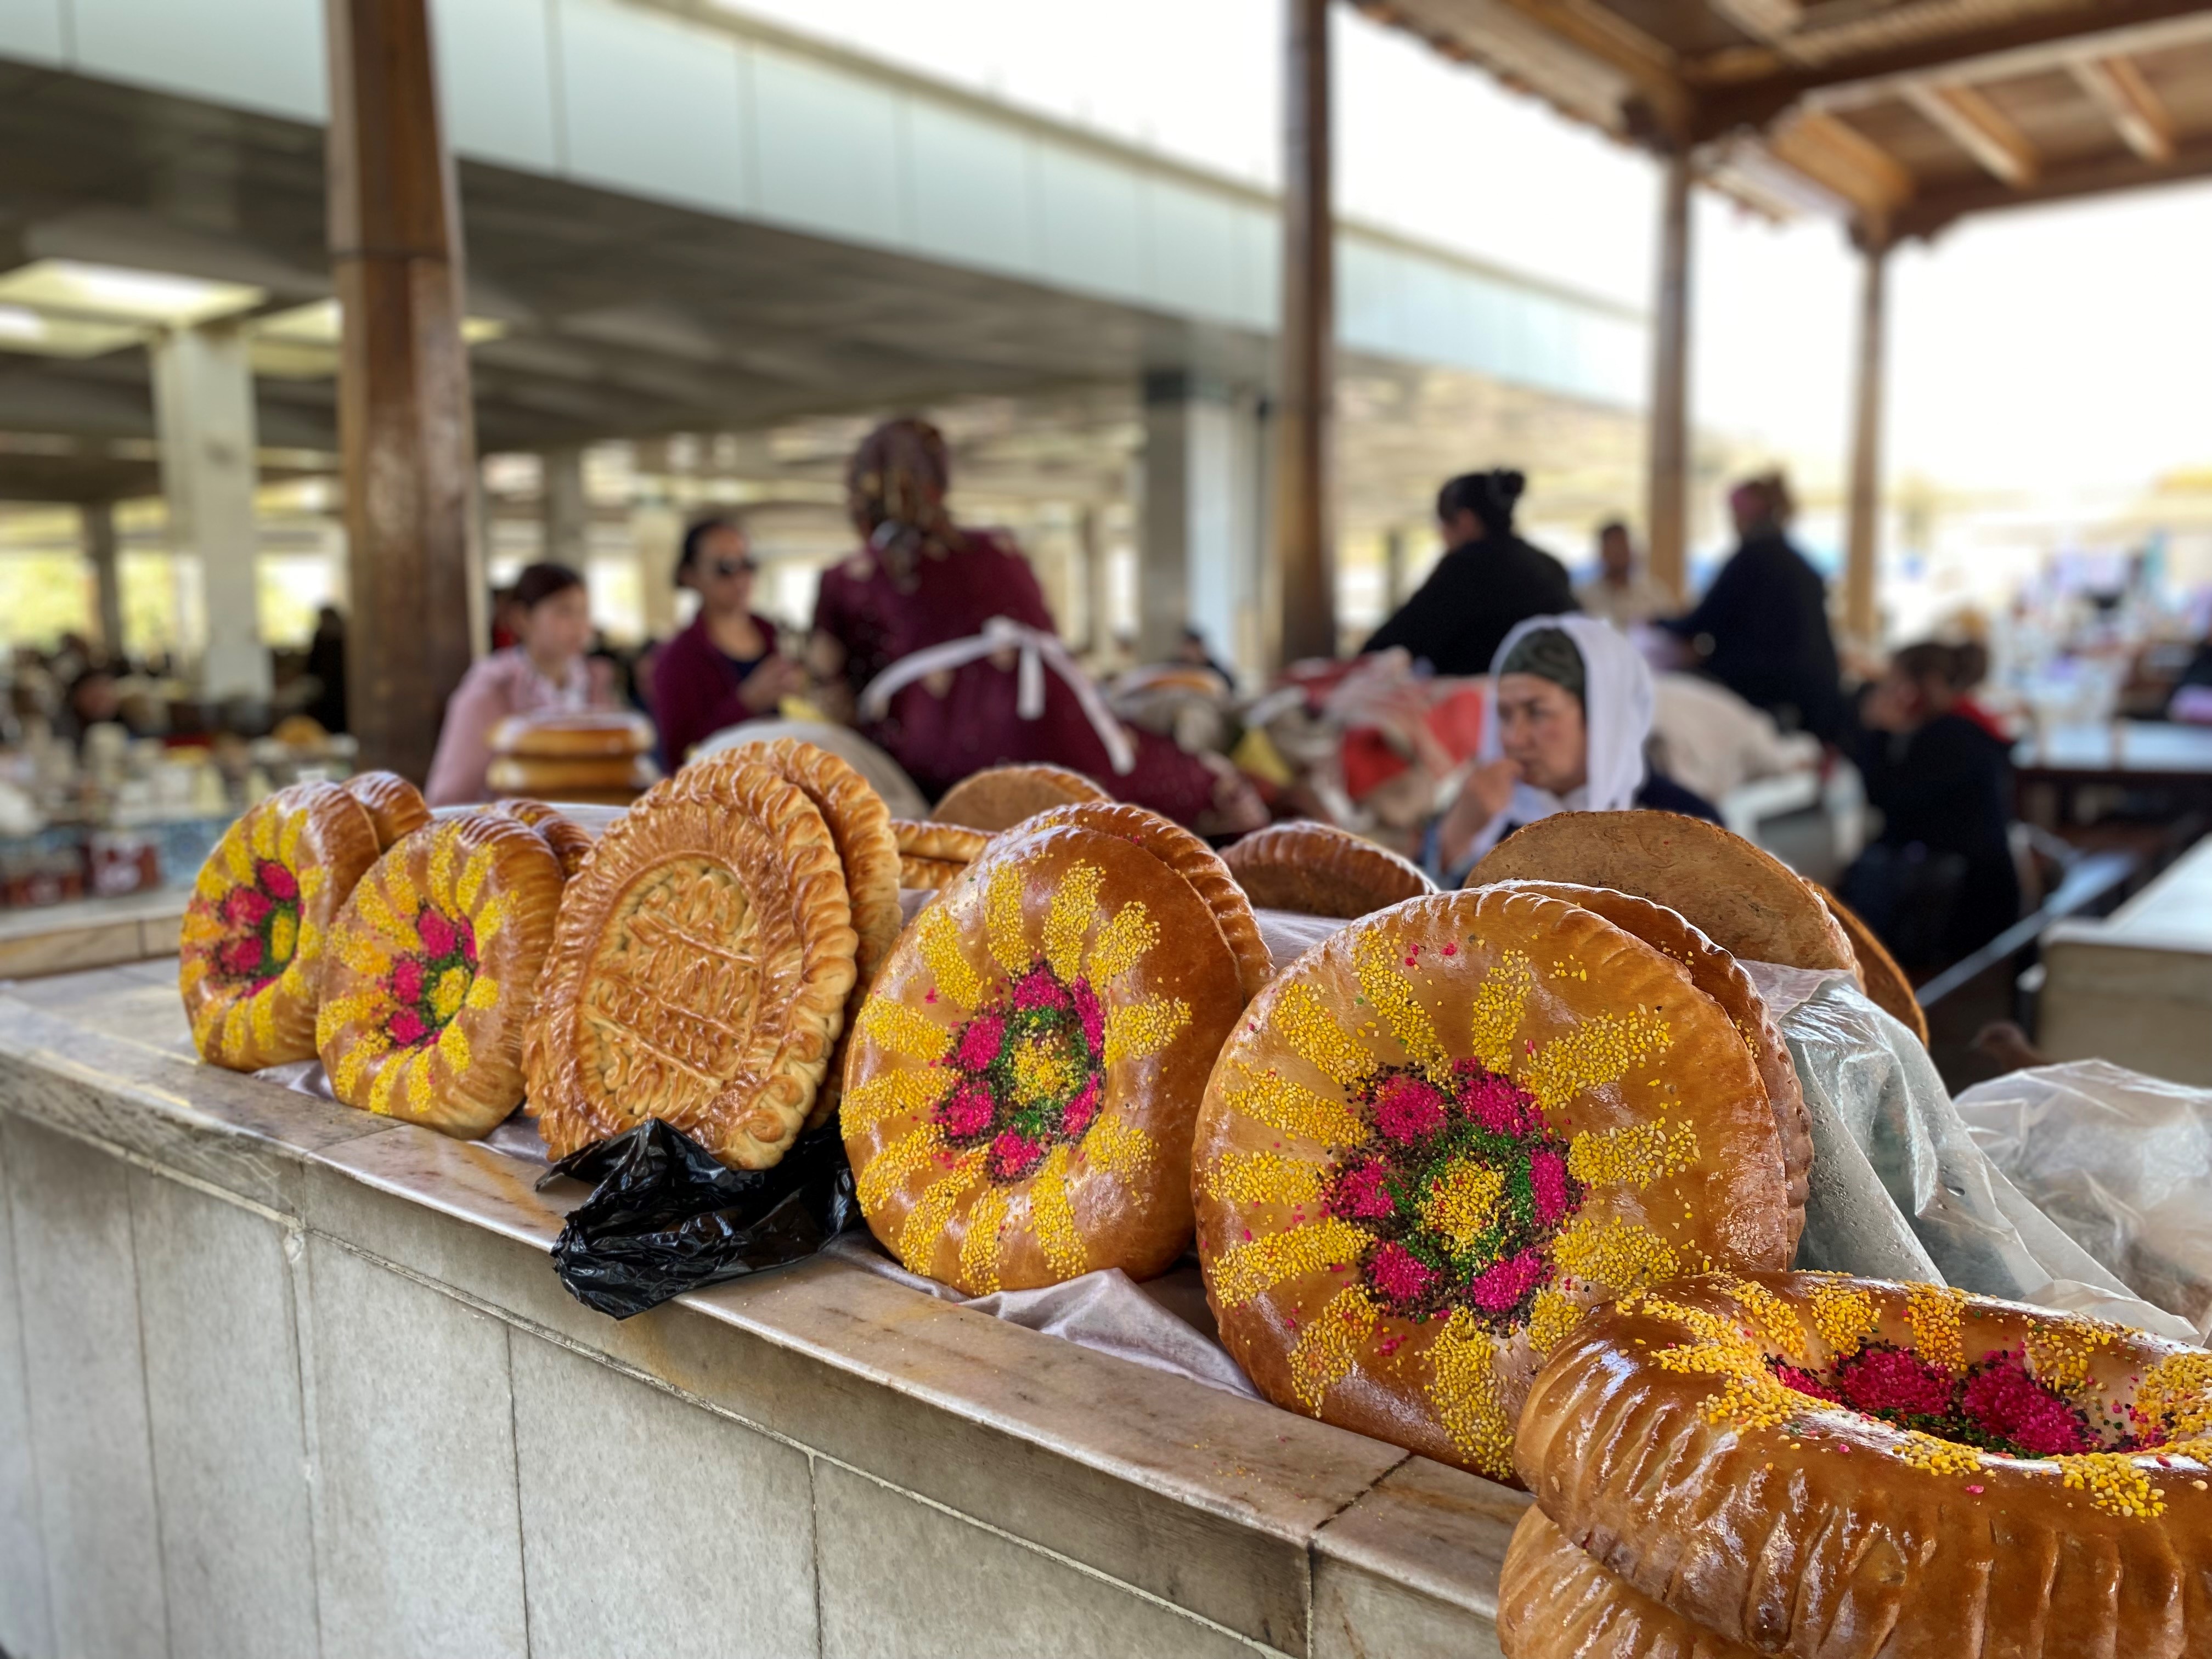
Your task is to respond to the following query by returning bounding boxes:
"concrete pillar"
[1139,374,1265,686]
[1078,504,1106,655]
[1646,151,1694,606]
[1843,239,1890,646]
[148,321,268,703]
[81,501,125,662]
[1383,525,1408,609]
[542,445,589,568]
[632,503,682,640]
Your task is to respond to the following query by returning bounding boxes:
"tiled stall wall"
[0,968,1523,1658]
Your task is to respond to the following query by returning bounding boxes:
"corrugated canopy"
[1357,0,2212,240]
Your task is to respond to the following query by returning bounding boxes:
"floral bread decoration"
[179,781,380,1070]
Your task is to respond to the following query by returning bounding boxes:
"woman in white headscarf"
[1424,614,1720,884]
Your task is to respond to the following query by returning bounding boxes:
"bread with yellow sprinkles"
[179,780,381,1071]
[842,812,1252,1293]
[1191,886,1791,1485]
[1497,1506,1760,1659]
[342,770,431,851]
[1516,1270,2212,1659]
[317,812,564,1137]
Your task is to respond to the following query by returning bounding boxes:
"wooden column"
[1271,0,1335,665]
[326,0,481,783]
[1844,236,1890,646]
[81,501,125,663]
[1645,151,1693,606]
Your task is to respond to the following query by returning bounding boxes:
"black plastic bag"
[539,1118,857,1319]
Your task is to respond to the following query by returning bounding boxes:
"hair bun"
[1493,469,1527,506]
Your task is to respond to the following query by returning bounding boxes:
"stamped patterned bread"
[1814,882,1929,1044]
[891,820,990,865]
[1498,1507,1757,1659]
[899,855,967,891]
[1481,879,1810,1250]
[843,822,1248,1292]
[342,770,431,851]
[1468,811,1856,974]
[1517,1271,2212,1659]
[486,798,595,881]
[1191,887,1791,1484]
[1017,800,1274,1001]
[179,781,380,1070]
[931,763,1109,832]
[316,814,564,1137]
[711,738,903,1132]
[523,762,858,1169]
[1222,821,1436,919]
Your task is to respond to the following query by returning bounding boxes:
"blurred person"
[1364,469,1576,675]
[652,517,804,766]
[811,417,1262,832]
[1176,624,1236,688]
[488,585,523,653]
[56,666,124,751]
[1424,615,1718,885]
[2167,629,2212,725]
[1574,521,1672,629]
[1662,472,1845,742]
[425,562,616,805]
[305,604,348,734]
[1839,641,2021,967]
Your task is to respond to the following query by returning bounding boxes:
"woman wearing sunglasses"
[652,517,806,765]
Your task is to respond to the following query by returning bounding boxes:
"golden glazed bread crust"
[1222,821,1436,919]
[523,763,858,1169]
[179,781,381,1070]
[342,770,431,850]
[486,798,595,880]
[485,754,658,796]
[843,822,1247,1293]
[1498,1507,1762,1659]
[891,820,990,865]
[1192,889,1790,1484]
[899,854,966,891]
[1815,882,1930,1044]
[489,709,654,758]
[931,763,1109,831]
[1516,1271,2212,1659]
[316,814,565,1137]
[1469,812,1856,975]
[1018,800,1274,1001]
[1482,879,1810,1251]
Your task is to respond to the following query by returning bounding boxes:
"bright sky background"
[720,0,2212,500]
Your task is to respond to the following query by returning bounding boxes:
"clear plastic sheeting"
[1746,962,2197,1342]
[1955,1060,2212,1340]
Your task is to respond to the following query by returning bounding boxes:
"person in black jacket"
[1664,472,1846,742]
[1841,641,2021,967]
[1364,469,1576,675]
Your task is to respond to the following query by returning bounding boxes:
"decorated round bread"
[342,770,431,850]
[893,820,989,866]
[900,855,966,891]
[316,814,564,1136]
[1191,887,1791,1483]
[523,763,857,1168]
[1498,1506,1756,1659]
[179,781,380,1070]
[932,763,1108,832]
[1482,879,1811,1248]
[1517,1271,2212,1659]
[490,709,654,758]
[1223,821,1435,919]
[486,798,595,880]
[1468,812,1856,975]
[843,821,1249,1293]
[485,754,658,797]
[1814,882,1928,1044]
[1018,800,1273,1001]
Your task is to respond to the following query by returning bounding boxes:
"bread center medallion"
[381,906,478,1050]
[1330,1060,1585,1330]
[202,857,303,990]
[580,860,761,1099]
[935,961,1107,1183]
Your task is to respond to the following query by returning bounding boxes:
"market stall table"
[0,886,187,979]
[2038,832,2212,1087]
[2013,720,2212,828]
[0,940,1526,1659]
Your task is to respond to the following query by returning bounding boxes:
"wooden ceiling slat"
[1767,108,1917,222]
[2073,55,2178,164]
[1902,81,2039,187]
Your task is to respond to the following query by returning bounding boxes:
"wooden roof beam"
[2073,57,2176,165]
[1903,82,2038,188]
[1479,0,1697,139]
[1895,132,2212,239]
[1765,108,1914,233]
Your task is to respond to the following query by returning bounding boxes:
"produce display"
[522,754,859,1167]
[1221,820,1436,918]
[1190,886,1792,1482]
[929,761,1108,832]
[317,812,564,1135]
[341,770,431,851]
[841,804,1260,1291]
[180,780,380,1069]
[1509,1270,2212,1658]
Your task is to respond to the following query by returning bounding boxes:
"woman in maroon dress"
[810,419,1259,832]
